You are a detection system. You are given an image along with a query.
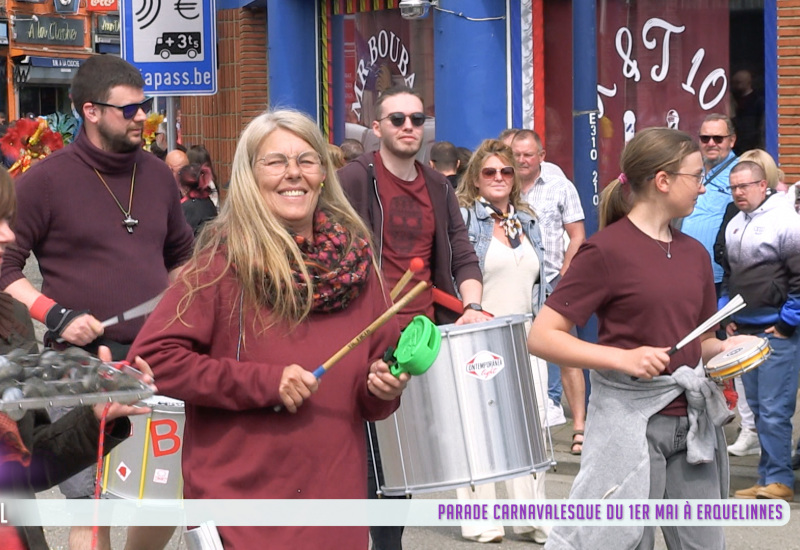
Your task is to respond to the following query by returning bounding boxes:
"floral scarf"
[479,197,522,248]
[290,210,372,312]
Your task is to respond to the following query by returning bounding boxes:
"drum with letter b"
[102,396,184,500]
[705,337,771,382]
[372,314,551,496]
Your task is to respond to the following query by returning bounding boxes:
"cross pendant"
[122,215,139,234]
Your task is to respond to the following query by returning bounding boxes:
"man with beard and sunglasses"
[0,55,193,550]
[338,85,487,550]
[680,113,738,296]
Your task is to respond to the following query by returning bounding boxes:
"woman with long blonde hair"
[129,109,408,550]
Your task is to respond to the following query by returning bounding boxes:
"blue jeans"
[547,361,562,404]
[741,331,800,487]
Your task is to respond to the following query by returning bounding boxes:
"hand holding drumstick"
[276,280,427,413]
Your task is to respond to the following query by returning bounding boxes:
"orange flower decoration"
[143,112,165,151]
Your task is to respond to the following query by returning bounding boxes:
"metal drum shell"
[705,337,771,381]
[102,396,185,500]
[373,314,550,497]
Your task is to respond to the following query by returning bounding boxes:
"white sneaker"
[463,528,503,543]
[727,428,760,457]
[519,527,549,544]
[545,399,566,427]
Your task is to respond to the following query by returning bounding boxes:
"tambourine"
[705,337,771,381]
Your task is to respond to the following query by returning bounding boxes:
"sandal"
[571,430,584,455]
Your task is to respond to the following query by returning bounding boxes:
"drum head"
[707,338,769,372]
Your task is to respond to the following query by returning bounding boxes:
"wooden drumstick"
[313,280,429,378]
[390,257,424,301]
[274,280,428,412]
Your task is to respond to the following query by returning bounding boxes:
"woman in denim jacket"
[453,139,550,544]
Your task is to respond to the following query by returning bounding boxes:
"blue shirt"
[681,151,737,283]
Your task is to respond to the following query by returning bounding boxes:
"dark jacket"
[0,293,131,549]
[181,196,218,237]
[338,151,482,324]
[9,408,130,549]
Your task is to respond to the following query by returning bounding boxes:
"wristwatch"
[463,303,483,313]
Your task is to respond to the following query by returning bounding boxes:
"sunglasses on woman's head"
[379,112,427,127]
[481,166,515,179]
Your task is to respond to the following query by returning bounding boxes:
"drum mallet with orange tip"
[390,257,424,301]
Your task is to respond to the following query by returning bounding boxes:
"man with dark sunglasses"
[338,85,486,550]
[0,54,193,550]
[681,113,738,296]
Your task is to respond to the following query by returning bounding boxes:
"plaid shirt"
[522,163,585,282]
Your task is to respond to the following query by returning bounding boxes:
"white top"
[481,236,539,317]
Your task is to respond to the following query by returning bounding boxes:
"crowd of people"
[0,52,796,550]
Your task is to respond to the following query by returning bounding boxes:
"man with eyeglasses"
[510,129,587,450]
[0,55,193,550]
[680,113,738,296]
[338,85,486,550]
[722,161,800,502]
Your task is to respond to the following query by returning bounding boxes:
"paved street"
[35,410,800,549]
[23,257,800,549]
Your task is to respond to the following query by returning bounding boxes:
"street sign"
[120,0,217,96]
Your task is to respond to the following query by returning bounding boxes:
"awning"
[216,0,264,10]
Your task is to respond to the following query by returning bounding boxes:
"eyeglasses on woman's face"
[669,171,705,188]
[256,151,323,177]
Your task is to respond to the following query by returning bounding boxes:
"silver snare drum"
[373,314,550,496]
[102,396,184,500]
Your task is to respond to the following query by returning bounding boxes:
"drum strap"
[236,289,244,361]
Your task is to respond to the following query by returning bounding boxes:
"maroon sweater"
[129,253,401,550]
[0,130,194,344]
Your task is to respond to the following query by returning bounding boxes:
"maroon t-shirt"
[374,152,435,328]
[546,216,717,416]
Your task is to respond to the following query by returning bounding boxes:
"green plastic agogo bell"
[385,315,441,377]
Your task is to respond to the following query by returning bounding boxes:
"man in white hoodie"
[723,160,800,502]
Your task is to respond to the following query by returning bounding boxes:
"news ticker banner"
[0,499,790,527]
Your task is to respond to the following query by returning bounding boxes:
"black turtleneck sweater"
[0,129,194,345]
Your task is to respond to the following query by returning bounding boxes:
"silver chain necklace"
[654,228,672,259]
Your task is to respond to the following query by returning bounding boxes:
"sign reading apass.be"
[120,0,217,95]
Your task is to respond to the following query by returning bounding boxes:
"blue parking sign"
[120,0,217,95]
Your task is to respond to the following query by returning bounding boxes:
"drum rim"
[438,313,529,335]
[142,395,186,408]
[707,348,771,380]
[706,337,770,371]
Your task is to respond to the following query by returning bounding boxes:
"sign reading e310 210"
[121,0,217,95]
